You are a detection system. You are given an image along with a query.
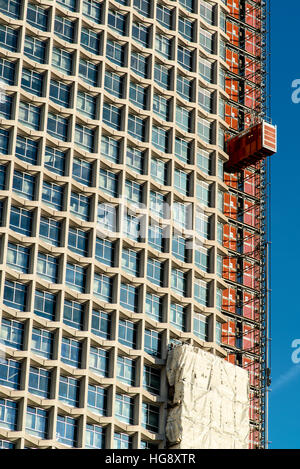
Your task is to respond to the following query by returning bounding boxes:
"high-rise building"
[0,0,275,449]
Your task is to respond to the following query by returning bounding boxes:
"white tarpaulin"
[166,345,250,449]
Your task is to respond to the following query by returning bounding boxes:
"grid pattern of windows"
[0,0,227,449]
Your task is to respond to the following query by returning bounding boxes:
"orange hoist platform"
[225,121,277,172]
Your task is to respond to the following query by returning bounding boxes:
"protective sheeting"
[166,345,250,449]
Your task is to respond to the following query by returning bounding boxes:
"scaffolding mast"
[222,0,270,449]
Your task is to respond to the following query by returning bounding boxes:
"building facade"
[0,0,270,449]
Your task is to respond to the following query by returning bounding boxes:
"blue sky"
[268,0,300,449]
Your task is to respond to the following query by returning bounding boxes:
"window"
[47,113,68,141]
[93,273,113,302]
[102,102,122,131]
[0,399,18,431]
[63,299,84,330]
[114,432,132,449]
[21,69,43,97]
[126,147,144,174]
[108,10,127,35]
[27,3,48,31]
[157,4,173,29]
[101,135,120,164]
[128,114,146,141]
[59,375,80,406]
[197,117,212,144]
[77,91,96,120]
[91,310,111,339]
[177,75,193,101]
[147,258,164,287]
[177,45,193,71]
[13,171,35,200]
[174,169,189,196]
[198,87,213,113]
[18,102,40,130]
[15,135,37,165]
[95,238,115,267]
[0,440,14,449]
[171,268,186,296]
[194,279,208,307]
[154,62,171,90]
[120,283,138,312]
[28,367,51,398]
[31,328,53,359]
[144,329,161,357]
[34,290,56,321]
[86,424,105,449]
[143,365,160,395]
[194,313,208,341]
[68,227,88,257]
[117,356,135,386]
[196,179,211,207]
[200,29,214,54]
[56,415,77,447]
[97,203,117,232]
[24,36,46,64]
[216,287,223,312]
[52,47,73,75]
[197,149,211,175]
[178,16,194,42]
[132,22,150,48]
[87,384,107,416]
[37,252,58,283]
[70,192,90,221]
[42,181,63,210]
[81,28,100,55]
[155,34,172,59]
[44,147,66,175]
[174,137,192,164]
[122,249,140,276]
[216,321,222,345]
[176,105,192,133]
[0,58,15,85]
[54,16,75,43]
[6,243,30,274]
[57,0,76,11]
[133,0,150,17]
[0,25,19,52]
[170,303,186,331]
[151,158,167,185]
[123,212,141,242]
[153,94,170,121]
[0,128,9,155]
[142,403,159,433]
[0,0,21,19]
[49,80,71,108]
[172,233,187,262]
[199,57,213,83]
[1,318,24,350]
[0,359,21,390]
[129,82,147,110]
[3,280,28,312]
[200,0,214,25]
[115,394,134,424]
[104,70,124,98]
[74,124,95,152]
[118,319,137,349]
[89,346,109,377]
[131,52,148,78]
[152,126,169,152]
[145,293,162,322]
[66,263,86,293]
[72,158,92,187]
[79,58,98,86]
[39,217,62,247]
[26,407,48,439]
[83,0,102,23]
[106,40,125,67]
[195,246,209,272]
[125,180,143,207]
[179,0,195,13]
